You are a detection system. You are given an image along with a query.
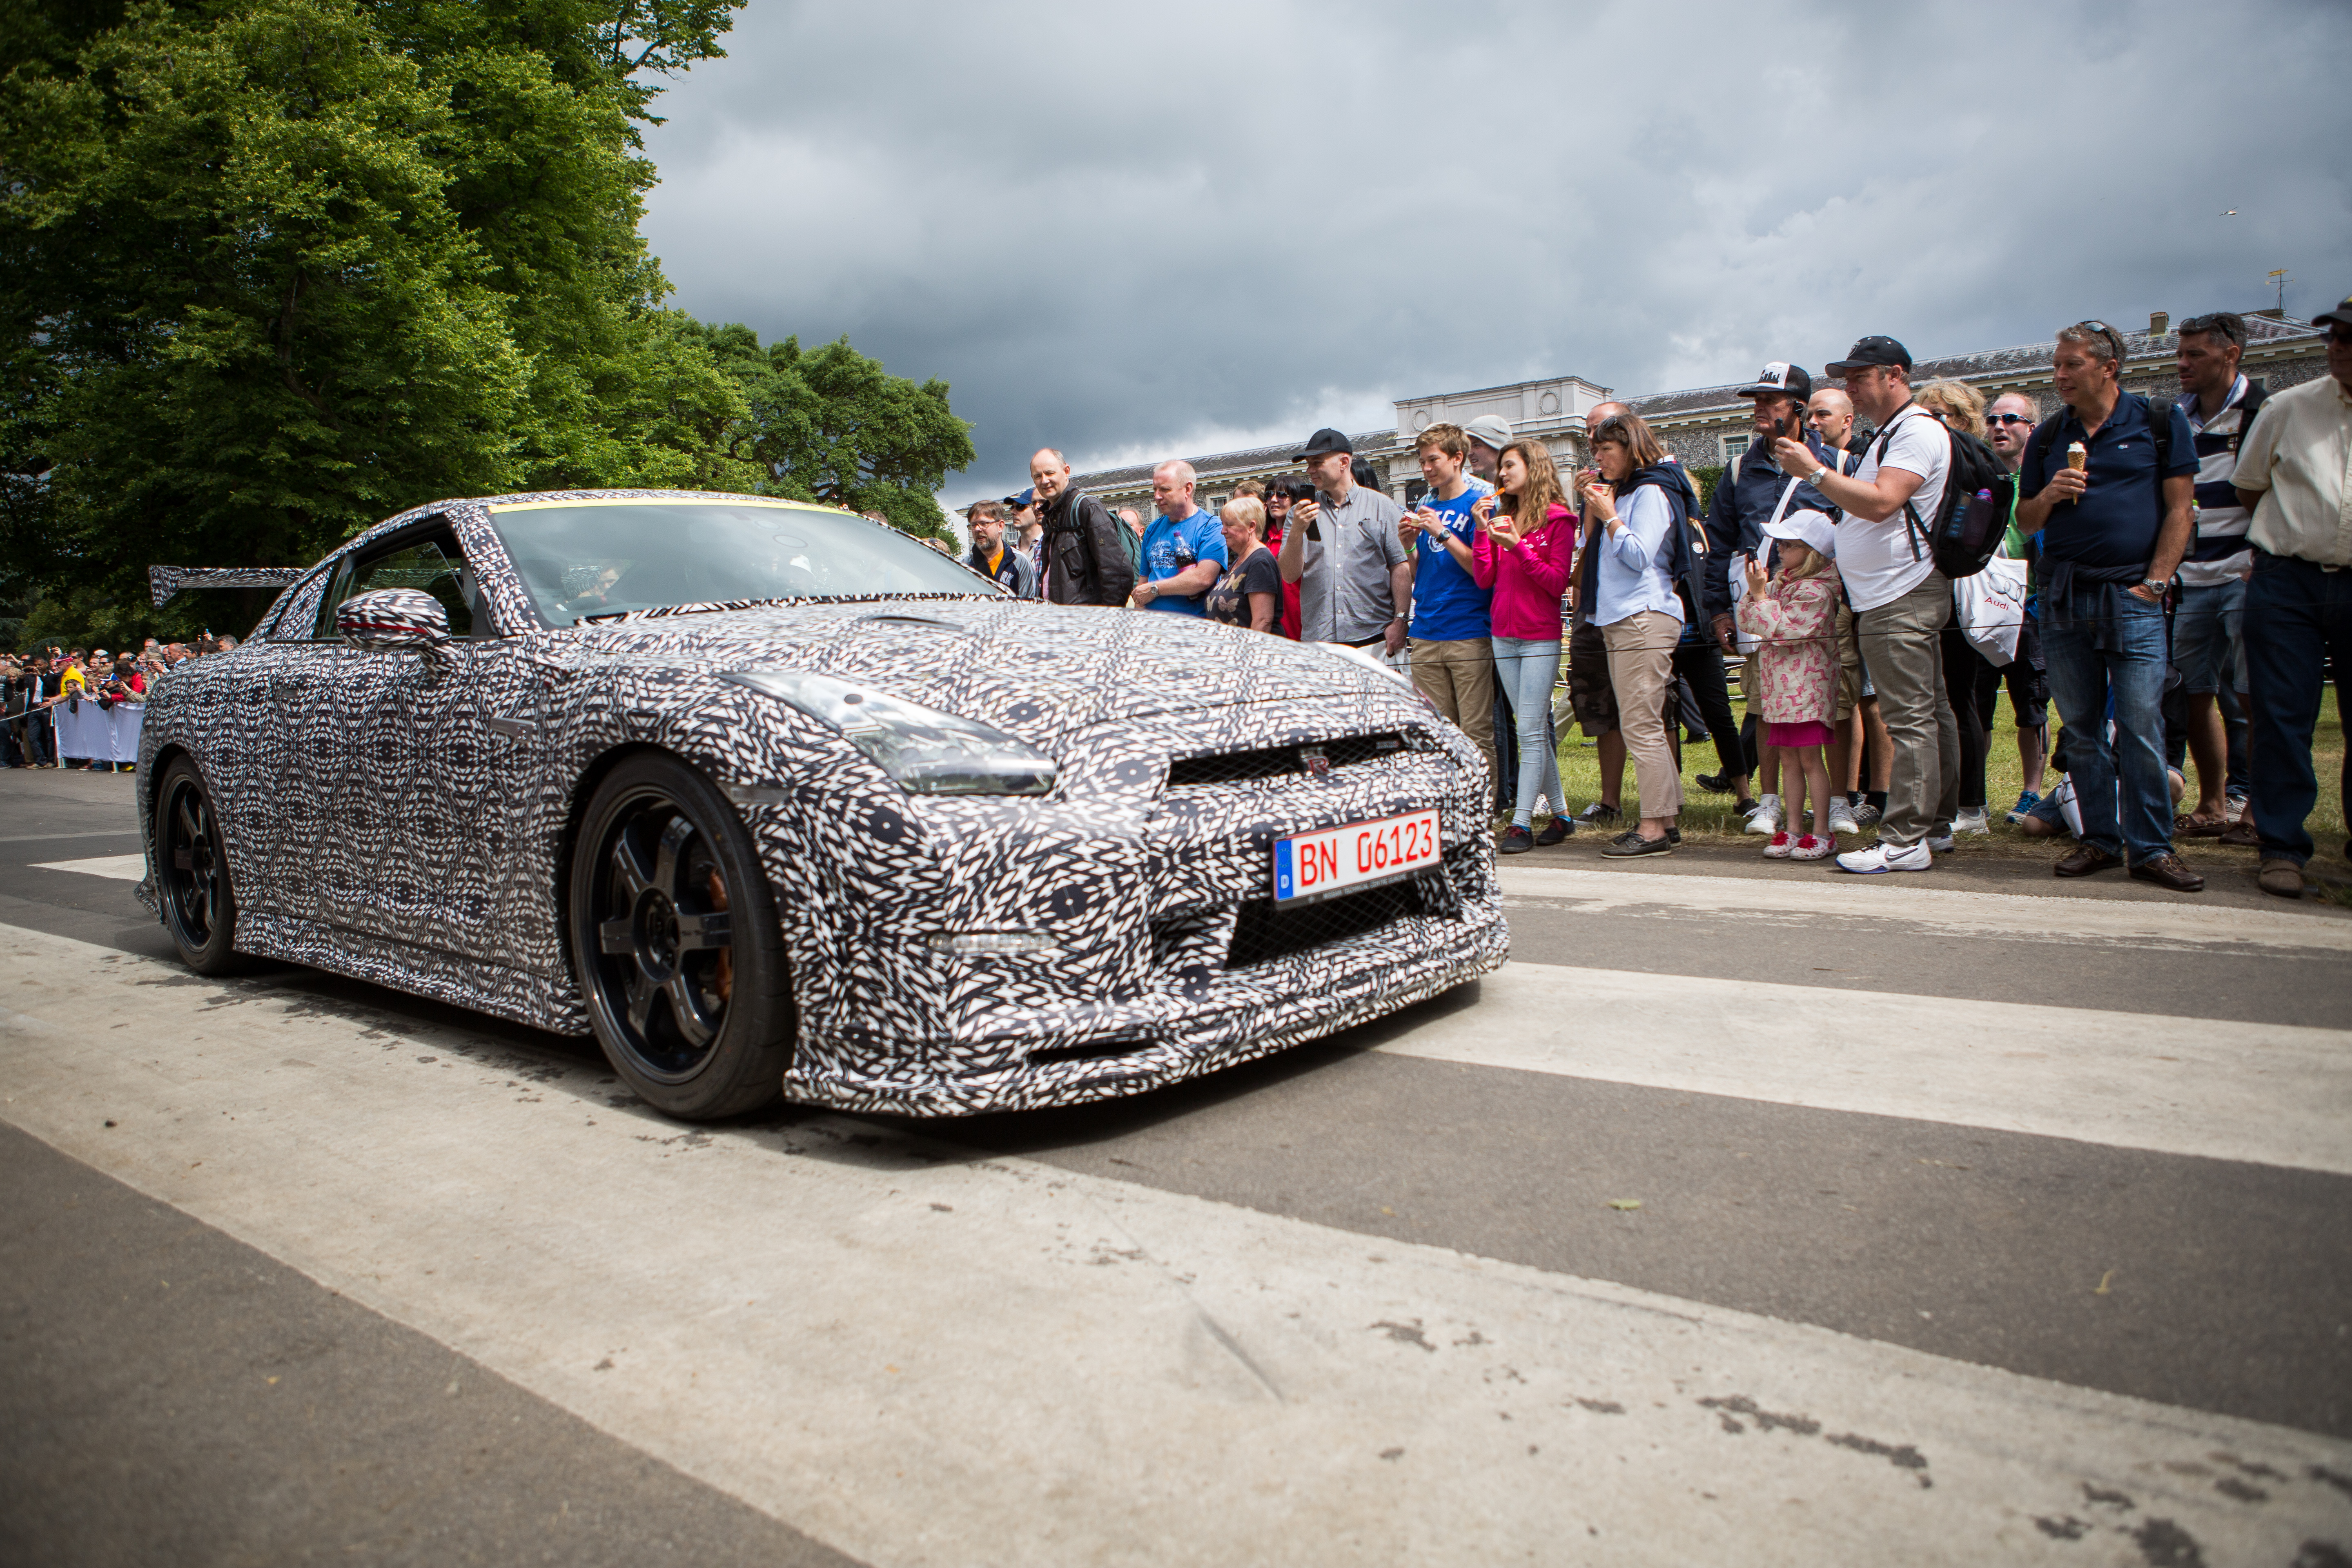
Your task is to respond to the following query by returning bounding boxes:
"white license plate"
[1272,810,1442,905]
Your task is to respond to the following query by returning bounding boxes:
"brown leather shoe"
[2129,852,2205,892]
[2053,844,2123,878]
[2258,860,2307,899]
[2218,818,2260,848]
[2173,811,2227,838]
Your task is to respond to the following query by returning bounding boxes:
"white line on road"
[28,853,145,880]
[1499,864,2352,953]
[1381,961,2352,1176]
[2,925,2346,1568]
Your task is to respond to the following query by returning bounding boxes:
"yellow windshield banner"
[486,496,837,515]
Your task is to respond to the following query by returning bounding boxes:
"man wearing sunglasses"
[2230,292,2352,898]
[1982,392,2051,820]
[2015,321,2203,891]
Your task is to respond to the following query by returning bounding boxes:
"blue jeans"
[1492,636,1564,827]
[2244,550,2352,868]
[2040,582,2172,862]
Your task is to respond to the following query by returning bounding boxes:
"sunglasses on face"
[1988,412,2034,426]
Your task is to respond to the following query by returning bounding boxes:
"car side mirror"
[337,589,454,668]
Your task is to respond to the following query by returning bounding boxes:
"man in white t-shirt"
[1773,336,1958,872]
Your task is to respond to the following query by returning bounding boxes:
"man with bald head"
[1029,447,1135,608]
[1134,459,1227,614]
[1804,386,1861,461]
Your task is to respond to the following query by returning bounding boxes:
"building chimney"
[2149,310,2170,334]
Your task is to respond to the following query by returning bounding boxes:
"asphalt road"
[4,765,2350,1566]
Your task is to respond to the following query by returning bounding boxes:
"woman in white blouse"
[1578,412,1687,856]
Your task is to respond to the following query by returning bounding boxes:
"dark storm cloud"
[640,0,2352,503]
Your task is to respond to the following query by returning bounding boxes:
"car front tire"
[154,755,251,975]
[569,754,793,1120]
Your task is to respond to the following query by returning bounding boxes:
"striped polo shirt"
[2178,374,2255,588]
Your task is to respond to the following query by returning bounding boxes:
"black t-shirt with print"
[1206,548,1282,628]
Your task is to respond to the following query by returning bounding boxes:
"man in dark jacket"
[1029,448,1135,608]
[964,500,1040,598]
[1701,363,1838,823]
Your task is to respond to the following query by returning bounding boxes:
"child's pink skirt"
[1764,719,1834,748]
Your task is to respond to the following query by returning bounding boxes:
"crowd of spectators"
[960,293,2351,897]
[2,636,236,772]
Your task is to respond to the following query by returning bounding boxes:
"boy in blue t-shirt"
[1400,422,1497,787]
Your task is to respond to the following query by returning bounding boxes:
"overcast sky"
[640,0,2351,506]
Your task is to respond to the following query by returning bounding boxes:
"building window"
[1719,433,1751,464]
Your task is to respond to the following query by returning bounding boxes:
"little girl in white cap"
[1735,510,1843,860]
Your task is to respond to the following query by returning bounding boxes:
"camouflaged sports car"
[136,490,1508,1119]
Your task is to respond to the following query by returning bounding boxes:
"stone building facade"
[1071,311,2330,515]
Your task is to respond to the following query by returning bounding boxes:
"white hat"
[1462,414,1514,452]
[1762,508,1838,561]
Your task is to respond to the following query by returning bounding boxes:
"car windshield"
[487,500,991,626]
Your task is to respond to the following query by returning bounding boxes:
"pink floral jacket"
[1734,567,1841,725]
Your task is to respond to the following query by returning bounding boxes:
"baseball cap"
[1462,414,1514,452]
[1292,427,1353,461]
[1824,336,1913,374]
[1001,486,1036,508]
[1735,362,1813,402]
[1762,508,1838,561]
[2312,293,2352,330]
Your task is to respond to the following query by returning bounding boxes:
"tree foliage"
[699,324,974,540]
[0,0,976,644]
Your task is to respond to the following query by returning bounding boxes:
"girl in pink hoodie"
[1469,440,1576,851]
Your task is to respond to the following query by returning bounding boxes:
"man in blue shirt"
[2016,320,2203,891]
[1399,421,1498,792]
[1131,459,1227,615]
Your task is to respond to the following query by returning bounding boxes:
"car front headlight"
[722,670,1057,796]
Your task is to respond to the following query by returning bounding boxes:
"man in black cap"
[1699,361,1835,824]
[1277,428,1411,653]
[1026,450,1135,608]
[1773,336,1959,873]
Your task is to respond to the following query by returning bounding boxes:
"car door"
[219,558,356,928]
[319,521,542,967]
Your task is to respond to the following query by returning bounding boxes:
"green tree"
[0,0,753,630]
[699,324,976,541]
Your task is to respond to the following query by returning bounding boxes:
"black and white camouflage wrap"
[149,564,307,608]
[136,490,1508,1115]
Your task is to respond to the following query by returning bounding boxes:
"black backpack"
[1868,403,2013,581]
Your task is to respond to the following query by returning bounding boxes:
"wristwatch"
[1807,466,1830,487]
[2141,577,2168,595]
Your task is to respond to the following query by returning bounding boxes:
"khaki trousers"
[1855,572,1959,848]
[1409,637,1497,793]
[1602,610,1685,821]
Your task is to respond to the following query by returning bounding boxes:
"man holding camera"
[1277,428,1410,653]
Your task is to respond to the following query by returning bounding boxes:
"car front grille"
[1226,858,1466,970]
[1165,730,1415,788]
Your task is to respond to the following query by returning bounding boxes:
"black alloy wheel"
[155,755,249,974]
[569,754,793,1120]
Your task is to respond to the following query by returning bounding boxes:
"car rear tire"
[569,754,793,1120]
[154,755,251,975]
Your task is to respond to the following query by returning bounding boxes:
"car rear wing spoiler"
[149,565,307,608]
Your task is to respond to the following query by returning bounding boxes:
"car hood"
[527,598,1408,741]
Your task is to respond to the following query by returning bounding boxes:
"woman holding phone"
[1430,439,1575,851]
[1580,412,1686,856]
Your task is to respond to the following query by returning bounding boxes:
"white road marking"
[28,853,146,881]
[1381,962,2352,1176]
[2,925,2346,1567]
[1499,864,2352,954]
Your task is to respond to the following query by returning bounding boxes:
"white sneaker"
[1924,831,1957,853]
[1953,807,1991,836]
[1828,798,1860,836]
[1836,840,1933,873]
[1744,793,1782,834]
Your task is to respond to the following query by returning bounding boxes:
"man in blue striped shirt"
[2172,312,2267,836]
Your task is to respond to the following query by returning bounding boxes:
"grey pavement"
[3,764,2348,1564]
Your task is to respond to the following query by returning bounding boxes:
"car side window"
[309,557,356,640]
[326,528,479,638]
